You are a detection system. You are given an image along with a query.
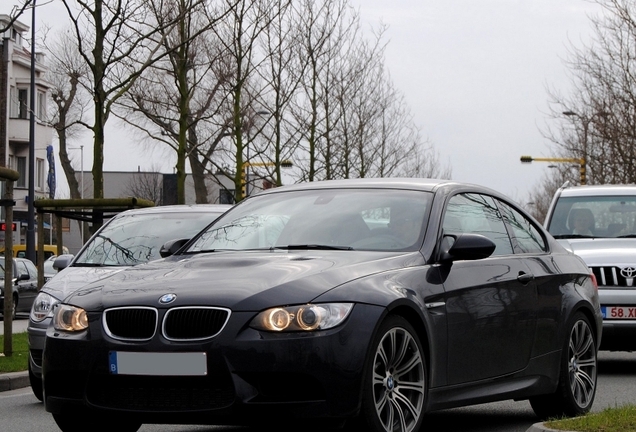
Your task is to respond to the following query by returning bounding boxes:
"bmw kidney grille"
[103,306,231,341]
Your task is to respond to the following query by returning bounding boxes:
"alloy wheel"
[372,326,425,432]
[568,318,597,409]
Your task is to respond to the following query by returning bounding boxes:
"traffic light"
[580,160,586,185]
[519,156,533,163]
[0,222,16,231]
[241,167,247,197]
[280,160,293,168]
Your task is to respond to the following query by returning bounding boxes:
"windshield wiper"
[274,244,354,251]
[73,262,121,267]
[617,234,636,238]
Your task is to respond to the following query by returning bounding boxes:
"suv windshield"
[75,212,218,266]
[187,189,431,252]
[547,195,636,239]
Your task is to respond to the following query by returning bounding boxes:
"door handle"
[517,272,534,284]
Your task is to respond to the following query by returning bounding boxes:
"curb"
[526,422,578,432]
[0,371,29,392]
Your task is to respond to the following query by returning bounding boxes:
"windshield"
[75,211,224,266]
[547,195,636,238]
[187,189,431,252]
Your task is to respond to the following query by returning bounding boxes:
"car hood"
[41,266,128,300]
[557,238,636,266]
[65,250,422,312]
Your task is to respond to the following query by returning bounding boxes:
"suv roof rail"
[560,180,571,189]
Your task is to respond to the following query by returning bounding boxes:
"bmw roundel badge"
[159,293,177,304]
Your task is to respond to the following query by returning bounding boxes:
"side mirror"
[53,254,74,271]
[160,238,189,258]
[439,233,496,263]
[15,273,30,283]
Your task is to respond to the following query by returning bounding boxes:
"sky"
[2,0,603,205]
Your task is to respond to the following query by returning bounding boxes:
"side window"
[25,260,38,279]
[17,261,30,279]
[443,193,513,256]
[498,201,547,254]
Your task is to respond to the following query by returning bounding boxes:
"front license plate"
[109,351,207,376]
[602,306,636,320]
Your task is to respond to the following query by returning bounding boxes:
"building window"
[9,87,18,118]
[11,29,22,46]
[37,91,46,120]
[18,89,28,119]
[16,157,27,187]
[36,158,45,190]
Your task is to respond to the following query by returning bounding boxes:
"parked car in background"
[42,179,601,432]
[0,244,70,261]
[0,256,39,319]
[544,183,636,351]
[28,204,231,401]
[42,255,61,283]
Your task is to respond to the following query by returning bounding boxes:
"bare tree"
[59,0,205,205]
[123,166,163,205]
[543,0,636,188]
[114,0,233,204]
[44,28,90,201]
[0,0,33,33]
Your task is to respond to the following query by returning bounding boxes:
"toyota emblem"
[620,267,636,279]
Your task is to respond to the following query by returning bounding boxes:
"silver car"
[27,204,231,401]
[544,184,636,351]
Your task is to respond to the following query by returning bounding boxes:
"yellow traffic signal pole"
[241,160,293,198]
[520,156,586,185]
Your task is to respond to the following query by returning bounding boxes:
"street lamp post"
[26,0,37,263]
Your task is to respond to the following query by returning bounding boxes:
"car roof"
[559,184,636,197]
[255,178,499,194]
[113,204,232,218]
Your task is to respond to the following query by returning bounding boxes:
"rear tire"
[355,315,427,432]
[530,311,597,419]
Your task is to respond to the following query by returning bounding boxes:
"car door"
[440,193,539,385]
[15,259,38,313]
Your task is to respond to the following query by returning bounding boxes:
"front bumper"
[43,303,384,424]
[598,288,636,350]
[27,317,50,378]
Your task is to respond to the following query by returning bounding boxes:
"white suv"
[544,184,636,351]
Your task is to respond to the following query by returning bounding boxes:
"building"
[0,15,54,246]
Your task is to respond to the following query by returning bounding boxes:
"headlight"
[250,303,353,332]
[30,292,60,322]
[53,304,89,332]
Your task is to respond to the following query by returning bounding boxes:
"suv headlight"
[30,292,60,322]
[250,303,353,332]
[53,304,88,332]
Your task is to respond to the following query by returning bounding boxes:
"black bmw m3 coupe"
[42,178,602,432]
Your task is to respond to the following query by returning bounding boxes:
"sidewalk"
[0,371,29,392]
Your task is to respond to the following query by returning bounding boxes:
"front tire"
[530,311,597,419]
[357,315,427,432]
